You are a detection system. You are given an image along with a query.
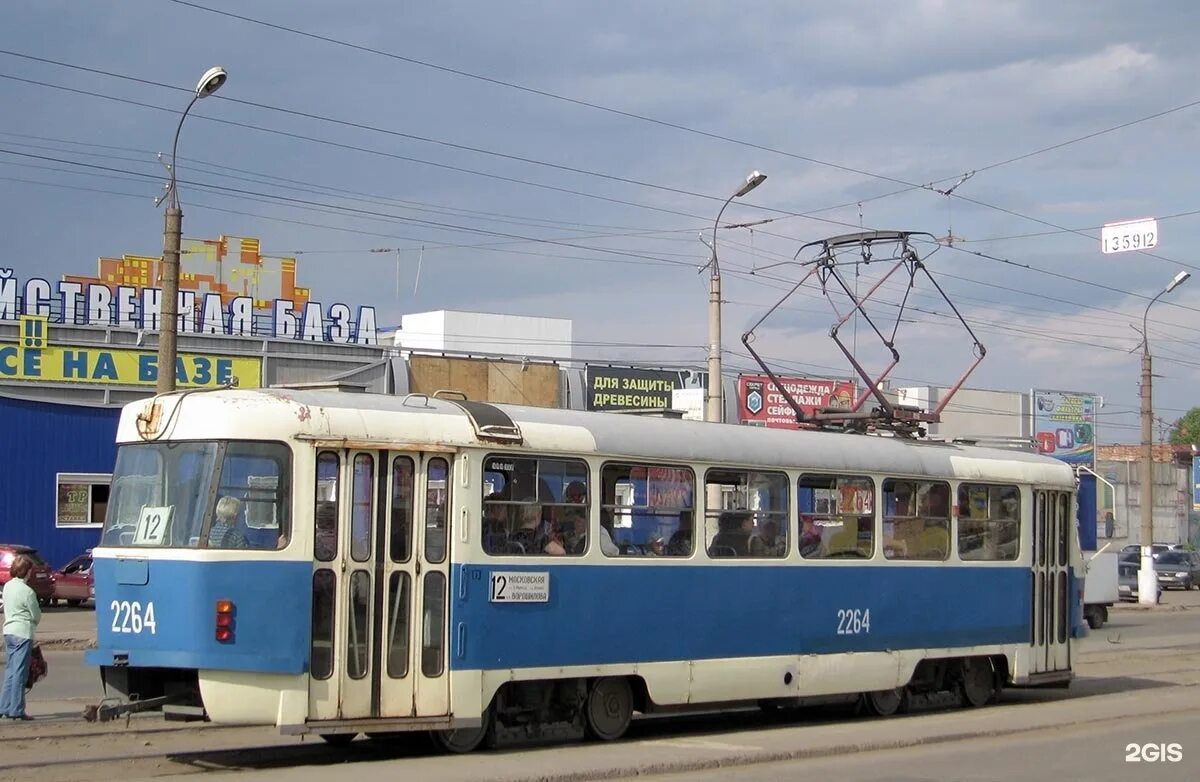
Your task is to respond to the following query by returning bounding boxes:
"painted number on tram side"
[836,608,870,635]
[110,600,157,635]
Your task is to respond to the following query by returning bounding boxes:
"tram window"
[425,458,450,564]
[481,455,588,557]
[1035,493,1046,567]
[102,445,167,545]
[882,479,950,561]
[704,470,788,558]
[797,475,874,560]
[310,569,336,680]
[350,454,374,563]
[314,452,339,562]
[1057,493,1069,566]
[210,442,292,550]
[102,441,289,550]
[347,570,370,679]
[386,572,411,678]
[957,484,1021,561]
[390,456,415,563]
[600,463,694,558]
[421,572,446,677]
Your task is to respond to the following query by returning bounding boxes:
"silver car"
[1117,554,1162,603]
[1153,551,1200,591]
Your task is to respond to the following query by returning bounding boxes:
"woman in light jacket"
[0,554,43,720]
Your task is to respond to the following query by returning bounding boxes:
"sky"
[3,0,1200,443]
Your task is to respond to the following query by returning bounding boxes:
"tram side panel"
[449,561,1034,710]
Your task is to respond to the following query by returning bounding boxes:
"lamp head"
[734,170,767,198]
[195,66,228,99]
[1166,270,1191,294]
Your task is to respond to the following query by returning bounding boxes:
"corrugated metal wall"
[0,396,118,568]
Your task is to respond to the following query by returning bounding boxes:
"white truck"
[1083,549,1119,629]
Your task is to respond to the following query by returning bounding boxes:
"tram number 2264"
[110,600,157,635]
[836,608,870,635]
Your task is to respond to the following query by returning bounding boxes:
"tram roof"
[120,388,1075,485]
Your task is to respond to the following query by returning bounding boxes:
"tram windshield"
[100,440,291,550]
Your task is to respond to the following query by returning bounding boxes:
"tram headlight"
[215,599,236,643]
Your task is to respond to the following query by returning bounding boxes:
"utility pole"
[706,171,767,423]
[155,66,228,394]
[1138,270,1190,605]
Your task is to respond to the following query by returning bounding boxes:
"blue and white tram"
[89,388,1083,748]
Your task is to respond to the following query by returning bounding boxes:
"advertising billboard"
[584,367,705,412]
[3,316,261,388]
[1031,389,1097,466]
[738,374,856,429]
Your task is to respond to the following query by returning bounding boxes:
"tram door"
[1030,490,1071,674]
[309,449,452,722]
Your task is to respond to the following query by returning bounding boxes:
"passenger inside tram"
[557,507,588,555]
[709,511,753,558]
[208,496,248,549]
[748,519,782,557]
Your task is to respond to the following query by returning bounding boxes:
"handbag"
[25,643,47,690]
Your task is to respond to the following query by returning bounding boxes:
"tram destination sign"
[489,571,550,603]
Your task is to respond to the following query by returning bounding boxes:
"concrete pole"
[703,171,766,423]
[1138,347,1156,605]
[153,69,226,394]
[706,271,722,422]
[156,206,182,394]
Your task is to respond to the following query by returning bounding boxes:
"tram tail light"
[215,599,235,643]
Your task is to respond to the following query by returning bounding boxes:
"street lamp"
[155,66,228,394]
[706,170,767,422]
[1137,269,1190,604]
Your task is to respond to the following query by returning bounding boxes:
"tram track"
[3,668,1198,782]
[3,634,1196,782]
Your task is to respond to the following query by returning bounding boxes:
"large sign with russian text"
[584,367,705,412]
[738,374,855,428]
[0,234,377,345]
[1031,389,1096,466]
[0,342,261,388]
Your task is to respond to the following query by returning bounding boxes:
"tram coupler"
[84,693,182,723]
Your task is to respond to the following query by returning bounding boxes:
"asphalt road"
[633,711,1198,781]
[0,590,1197,781]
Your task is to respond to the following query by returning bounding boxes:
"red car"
[52,551,95,607]
[0,544,56,608]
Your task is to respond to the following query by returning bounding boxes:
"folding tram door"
[309,448,454,725]
[1030,489,1072,676]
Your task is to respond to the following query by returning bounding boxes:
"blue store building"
[0,321,389,572]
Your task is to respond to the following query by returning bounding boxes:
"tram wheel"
[862,687,908,717]
[431,709,493,754]
[319,732,358,747]
[584,677,634,741]
[958,658,996,708]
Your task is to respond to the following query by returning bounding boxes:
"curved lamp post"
[156,66,228,394]
[706,170,767,422]
[1137,269,1190,604]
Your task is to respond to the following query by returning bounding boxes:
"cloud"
[5,0,1200,435]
